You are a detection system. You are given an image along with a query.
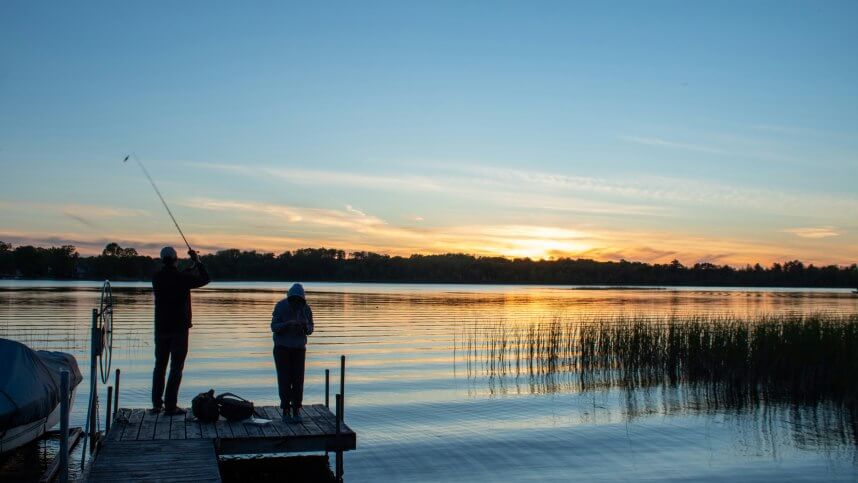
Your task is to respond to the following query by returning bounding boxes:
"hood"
[287,283,305,301]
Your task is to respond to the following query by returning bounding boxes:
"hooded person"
[271,283,314,422]
[151,246,210,415]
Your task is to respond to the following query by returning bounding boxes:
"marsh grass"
[459,313,858,408]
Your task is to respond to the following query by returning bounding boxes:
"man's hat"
[160,246,178,261]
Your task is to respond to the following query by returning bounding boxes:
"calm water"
[2,281,858,481]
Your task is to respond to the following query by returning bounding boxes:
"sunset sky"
[1,1,857,266]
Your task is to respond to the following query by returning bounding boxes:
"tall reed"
[458,313,858,408]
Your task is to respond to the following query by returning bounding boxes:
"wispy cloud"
[191,162,671,218]
[0,200,149,218]
[190,162,443,192]
[621,136,725,154]
[345,205,367,217]
[783,227,840,239]
[186,198,393,232]
[190,160,858,224]
[447,164,858,218]
[749,124,822,136]
[64,212,97,228]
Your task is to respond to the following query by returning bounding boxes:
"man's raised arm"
[182,250,210,289]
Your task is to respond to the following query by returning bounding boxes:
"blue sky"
[1,1,856,265]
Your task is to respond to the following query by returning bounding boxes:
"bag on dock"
[216,392,256,421]
[192,389,220,422]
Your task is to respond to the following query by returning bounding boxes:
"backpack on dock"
[192,389,220,422]
[216,392,257,421]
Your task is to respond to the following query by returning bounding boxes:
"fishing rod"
[123,153,193,252]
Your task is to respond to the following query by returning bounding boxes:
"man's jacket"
[152,263,210,335]
[271,300,314,348]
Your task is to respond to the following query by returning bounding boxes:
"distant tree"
[14,245,49,278]
[45,245,78,278]
[0,241,13,276]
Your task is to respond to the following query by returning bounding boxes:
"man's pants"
[273,346,306,410]
[152,332,189,410]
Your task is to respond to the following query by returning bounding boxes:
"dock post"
[113,368,121,420]
[335,394,341,434]
[335,394,343,482]
[105,386,113,433]
[339,355,345,421]
[325,369,330,408]
[59,370,69,483]
[89,308,99,453]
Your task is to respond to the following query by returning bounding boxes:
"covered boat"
[0,338,82,454]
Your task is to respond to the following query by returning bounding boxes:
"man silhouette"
[151,246,210,414]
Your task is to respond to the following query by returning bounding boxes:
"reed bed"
[459,313,858,408]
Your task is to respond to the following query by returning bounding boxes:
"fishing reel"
[95,280,114,384]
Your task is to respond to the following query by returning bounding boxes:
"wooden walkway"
[87,439,221,482]
[85,404,356,482]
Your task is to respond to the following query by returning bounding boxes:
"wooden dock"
[85,404,356,482]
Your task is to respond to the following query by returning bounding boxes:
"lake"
[2,281,857,481]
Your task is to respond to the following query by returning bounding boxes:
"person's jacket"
[271,299,314,348]
[152,263,210,335]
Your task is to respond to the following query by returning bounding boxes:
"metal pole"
[335,394,343,481]
[90,308,99,452]
[325,369,330,408]
[335,394,341,434]
[105,386,113,433]
[339,355,345,421]
[59,370,70,483]
[113,368,121,420]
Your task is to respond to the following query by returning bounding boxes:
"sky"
[1,1,857,266]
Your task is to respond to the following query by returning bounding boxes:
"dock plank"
[169,413,185,440]
[87,439,221,482]
[286,411,311,436]
[305,405,336,434]
[153,412,171,440]
[186,409,202,439]
[256,411,279,438]
[138,409,159,441]
[228,419,248,438]
[119,409,144,441]
[200,418,218,439]
[265,407,296,436]
[105,409,128,443]
[214,417,232,438]
[243,421,264,437]
[297,407,325,435]
[260,407,283,436]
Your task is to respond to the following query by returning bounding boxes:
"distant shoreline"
[2,242,857,289]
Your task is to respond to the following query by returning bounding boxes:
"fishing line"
[123,153,193,251]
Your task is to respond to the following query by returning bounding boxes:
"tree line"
[1,241,857,287]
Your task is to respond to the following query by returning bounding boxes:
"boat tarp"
[0,338,82,430]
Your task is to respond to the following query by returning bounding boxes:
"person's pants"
[273,346,306,411]
[152,332,189,410]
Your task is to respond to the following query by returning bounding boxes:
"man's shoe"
[164,407,187,416]
[292,408,302,423]
[149,407,162,414]
[281,408,292,423]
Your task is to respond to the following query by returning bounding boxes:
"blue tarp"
[0,338,82,430]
